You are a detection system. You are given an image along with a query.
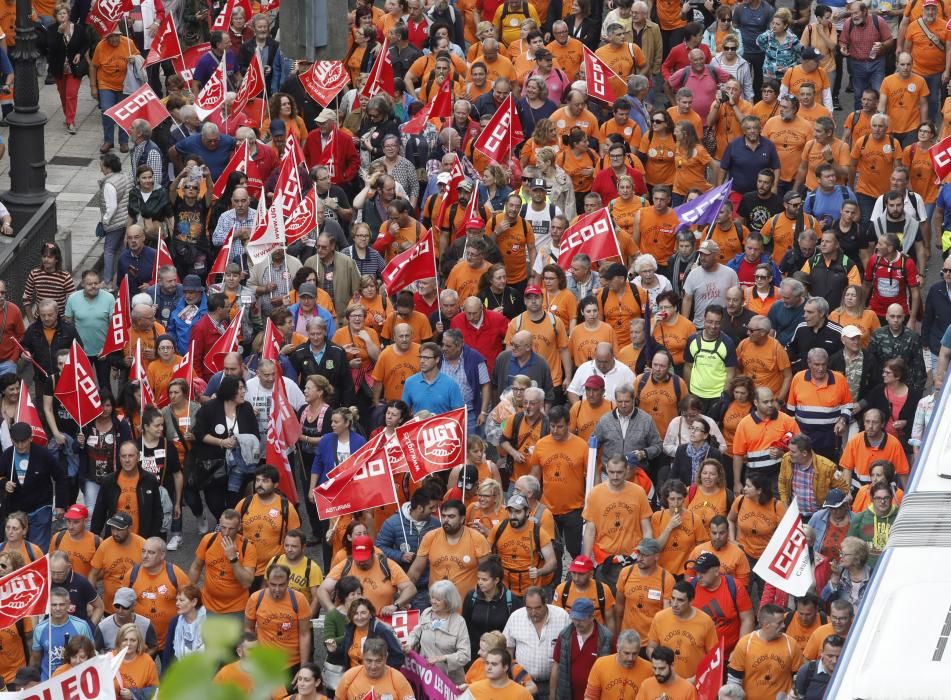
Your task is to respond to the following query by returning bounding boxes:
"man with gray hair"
[130,119,166,186]
[787,296,844,373]
[787,347,853,461]
[585,629,653,696]
[592,383,662,468]
[168,120,238,180]
[289,317,354,404]
[623,72,652,131]
[768,277,807,346]
[491,330,555,404]
[440,327,490,433]
[244,358,306,445]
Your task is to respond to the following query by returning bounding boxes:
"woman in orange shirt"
[540,264,577,330]
[466,479,507,539]
[147,335,181,407]
[638,110,677,187]
[569,297,616,365]
[745,263,780,315]
[651,478,709,575]
[556,128,598,214]
[714,375,755,458]
[520,118,560,168]
[903,121,940,208]
[686,458,734,529]
[333,303,381,407]
[264,93,310,144]
[672,121,714,202]
[651,290,697,368]
[115,623,160,699]
[1,512,42,563]
[829,284,880,347]
[728,472,786,582]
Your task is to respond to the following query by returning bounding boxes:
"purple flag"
[673,179,733,230]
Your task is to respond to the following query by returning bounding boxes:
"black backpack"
[240,495,291,542]
[341,553,392,581]
[560,579,607,621]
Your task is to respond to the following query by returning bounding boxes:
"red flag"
[401,103,433,136]
[395,407,467,482]
[0,557,50,628]
[145,12,183,67]
[381,228,437,292]
[430,74,455,122]
[87,0,132,36]
[103,84,171,135]
[582,46,621,103]
[100,277,131,357]
[204,307,244,375]
[434,154,466,227]
[313,432,397,519]
[206,227,234,285]
[179,42,211,80]
[212,140,249,199]
[261,318,283,367]
[55,341,104,427]
[557,207,623,268]
[265,360,302,502]
[313,127,337,180]
[930,135,951,181]
[16,380,47,446]
[152,236,177,284]
[695,640,726,700]
[245,194,285,264]
[194,55,227,120]
[272,134,304,220]
[359,37,394,102]
[232,52,265,115]
[211,0,253,31]
[377,610,420,646]
[156,341,196,408]
[284,188,320,245]
[132,338,155,409]
[473,95,523,164]
[299,61,350,108]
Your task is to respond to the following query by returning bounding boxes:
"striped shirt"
[786,370,853,452]
[22,268,76,319]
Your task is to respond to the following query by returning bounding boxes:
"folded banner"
[402,650,460,700]
[930,135,951,182]
[395,407,466,482]
[0,556,49,629]
[695,640,726,700]
[0,648,124,700]
[103,85,171,135]
[557,207,623,269]
[753,497,814,597]
[300,61,350,108]
[673,179,733,231]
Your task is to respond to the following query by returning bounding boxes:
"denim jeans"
[924,72,943,123]
[0,360,16,375]
[101,226,125,286]
[83,480,100,528]
[97,89,129,146]
[28,505,52,551]
[849,58,885,104]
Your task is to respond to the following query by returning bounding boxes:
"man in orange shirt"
[90,26,140,152]
[849,112,902,224]
[732,386,801,492]
[553,555,617,628]
[480,38,517,84]
[666,87,704,137]
[688,553,755,657]
[597,23,648,98]
[409,499,491,598]
[568,375,615,442]
[527,405,587,560]
[736,314,793,400]
[50,504,99,577]
[236,465,300,583]
[504,287,572,392]
[793,116,851,191]
[550,89,601,141]
[763,94,814,193]
[244,564,312,669]
[319,535,417,613]
[686,516,751,590]
[585,629,654,699]
[489,194,537,290]
[632,186,680,266]
[839,407,910,491]
[378,197,423,261]
[780,48,833,109]
[728,604,805,699]
[637,646,699,699]
[189,509,256,615]
[547,20,584,80]
[795,82,832,125]
[597,263,648,347]
[371,322,420,405]
[902,0,949,120]
[878,51,929,145]
[759,190,820,265]
[123,537,189,647]
[89,512,145,615]
[336,638,416,700]
[647,581,719,680]
[614,538,674,639]
[489,494,558,595]
[447,237,492,300]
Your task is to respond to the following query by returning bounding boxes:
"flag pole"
[431,232,442,327]
[72,343,83,428]
[387,464,411,552]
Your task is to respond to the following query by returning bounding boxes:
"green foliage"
[157,616,289,700]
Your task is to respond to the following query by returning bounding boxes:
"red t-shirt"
[735,257,760,288]
[692,576,753,654]
[864,252,919,316]
[552,631,613,699]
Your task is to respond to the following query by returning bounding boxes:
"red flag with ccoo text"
[313,431,396,519]
[358,37,394,103]
[100,277,130,357]
[104,85,171,135]
[211,0,253,31]
[0,557,50,628]
[55,341,104,427]
[930,135,951,181]
[394,407,467,482]
[381,228,437,292]
[582,46,620,103]
[145,12,183,67]
[16,380,47,446]
[472,95,523,163]
[204,307,244,375]
[557,207,623,268]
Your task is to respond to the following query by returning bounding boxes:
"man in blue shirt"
[191,31,239,90]
[168,122,237,181]
[804,164,857,230]
[30,587,94,680]
[718,115,781,195]
[117,225,158,293]
[402,341,464,415]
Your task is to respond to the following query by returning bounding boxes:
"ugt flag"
[753,497,814,597]
[673,179,733,230]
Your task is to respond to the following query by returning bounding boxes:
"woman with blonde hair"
[672,121,715,204]
[518,79,557,141]
[756,8,802,81]
[520,118,560,168]
[1,512,42,562]
[535,146,576,221]
[829,284,880,347]
[466,479,506,537]
[355,275,389,334]
[311,407,367,489]
[115,623,160,698]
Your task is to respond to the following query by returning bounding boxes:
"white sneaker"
[167,534,182,551]
[197,515,209,535]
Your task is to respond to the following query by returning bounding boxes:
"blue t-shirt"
[804,185,857,231]
[402,372,465,415]
[32,616,94,680]
[720,136,782,194]
[174,133,238,181]
[937,184,951,233]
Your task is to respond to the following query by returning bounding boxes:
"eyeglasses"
[419,355,438,360]
[114,603,130,610]
[723,46,737,51]
[652,119,665,125]
[942,268,951,273]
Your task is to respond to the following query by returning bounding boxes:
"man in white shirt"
[566,342,636,404]
[503,585,570,700]
[244,359,306,451]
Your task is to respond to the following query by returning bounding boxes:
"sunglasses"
[723,46,738,51]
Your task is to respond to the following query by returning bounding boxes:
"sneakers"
[167,534,182,551]
[67,123,76,134]
[197,515,209,534]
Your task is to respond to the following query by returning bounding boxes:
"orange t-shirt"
[905,18,950,76]
[544,288,577,330]
[49,530,100,577]
[639,131,677,186]
[903,141,940,203]
[745,286,780,316]
[116,470,141,536]
[0,617,32,684]
[489,214,535,285]
[616,564,675,638]
[785,612,825,652]
[609,196,646,252]
[595,42,646,97]
[553,578,616,625]
[736,337,792,396]
[527,434,588,514]
[549,106,600,141]
[235,495,301,576]
[760,211,820,265]
[728,632,804,700]
[828,309,880,347]
[636,206,680,264]
[417,526,491,598]
[489,519,554,595]
[763,114,814,182]
[501,413,550,480]
[650,509,709,576]
[686,541,751,589]
[504,312,569,386]
[800,138,851,190]
[684,487,729,530]
[667,107,704,139]
[600,117,645,152]
[586,654,654,700]
[721,401,753,457]
[634,373,687,436]
[712,99,753,159]
[336,666,416,700]
[652,313,697,365]
[377,218,423,261]
[557,146,598,193]
[91,533,145,614]
[582,481,652,562]
[380,309,433,343]
[655,0,688,29]
[195,532,258,613]
[850,134,902,197]
[647,607,719,679]
[466,502,508,533]
[781,65,831,96]
[729,496,786,559]
[370,343,421,402]
[569,322,617,366]
[569,398,614,442]
[326,554,410,612]
[92,36,140,92]
[750,99,780,125]
[596,286,647,347]
[547,37,584,80]
[447,260,491,300]
[244,589,311,666]
[333,326,381,369]
[117,653,160,692]
[879,73,928,133]
[123,562,189,646]
[803,622,836,660]
[481,54,517,85]
[844,109,873,144]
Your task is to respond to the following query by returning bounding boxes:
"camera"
[718,91,730,104]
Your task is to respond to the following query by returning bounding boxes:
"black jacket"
[829,349,880,414]
[0,443,67,517]
[865,383,922,441]
[787,320,844,374]
[922,281,951,354]
[90,467,164,538]
[191,399,259,462]
[567,15,600,50]
[45,21,89,80]
[462,585,523,653]
[289,342,356,407]
[670,443,725,485]
[21,318,81,378]
[238,36,280,76]
[806,252,859,311]
[278,74,321,132]
[342,618,405,670]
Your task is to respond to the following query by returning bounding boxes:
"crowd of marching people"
[3,0,951,695]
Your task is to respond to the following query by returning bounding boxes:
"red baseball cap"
[524,285,543,296]
[465,217,485,230]
[64,504,88,521]
[567,555,595,573]
[352,535,374,562]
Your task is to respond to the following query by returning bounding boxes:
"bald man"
[117,224,158,292]
[491,329,555,404]
[450,296,509,373]
[371,322,421,407]
[566,341,637,404]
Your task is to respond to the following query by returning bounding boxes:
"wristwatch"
[228,556,238,564]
